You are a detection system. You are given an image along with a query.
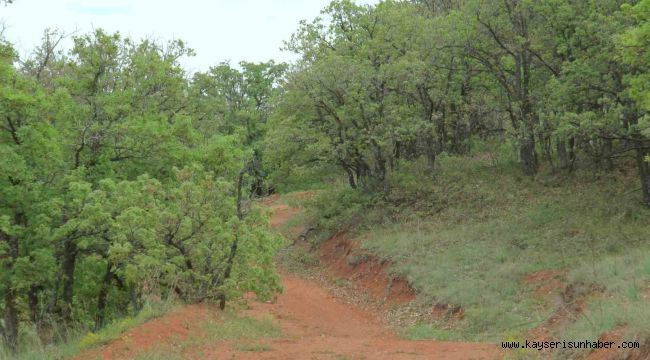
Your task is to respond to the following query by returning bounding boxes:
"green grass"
[405,322,464,341]
[198,312,280,356]
[278,243,320,274]
[202,312,281,341]
[553,250,650,358]
[135,351,187,360]
[1,299,176,360]
[233,342,273,352]
[334,278,351,288]
[308,154,650,345]
[134,311,281,359]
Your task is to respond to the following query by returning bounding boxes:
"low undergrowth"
[2,299,177,360]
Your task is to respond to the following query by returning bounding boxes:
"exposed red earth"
[77,194,505,360]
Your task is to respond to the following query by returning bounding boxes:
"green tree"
[460,0,561,176]
[277,1,432,190]
[533,0,649,205]
[191,61,286,196]
[1,40,64,351]
[620,0,650,204]
[272,0,494,191]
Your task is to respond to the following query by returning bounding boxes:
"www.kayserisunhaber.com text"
[502,340,640,351]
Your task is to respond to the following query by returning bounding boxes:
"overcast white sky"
[1,0,377,73]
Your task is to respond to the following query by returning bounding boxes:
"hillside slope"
[298,156,650,359]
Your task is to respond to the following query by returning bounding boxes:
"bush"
[308,187,375,233]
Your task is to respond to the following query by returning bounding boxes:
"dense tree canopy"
[0,30,282,352]
[267,0,650,204]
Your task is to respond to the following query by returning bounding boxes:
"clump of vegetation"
[267,0,650,207]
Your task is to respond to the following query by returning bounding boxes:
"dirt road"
[80,196,503,360]
[221,270,502,359]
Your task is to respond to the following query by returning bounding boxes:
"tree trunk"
[424,133,436,172]
[219,168,246,310]
[568,137,576,171]
[394,140,401,163]
[61,239,78,322]
[28,285,41,325]
[557,137,568,169]
[219,233,238,310]
[519,134,537,176]
[3,289,19,353]
[344,167,357,189]
[603,138,614,171]
[94,261,113,331]
[130,287,142,313]
[1,213,23,353]
[636,145,650,207]
[539,132,554,171]
[371,140,387,184]
[436,115,447,154]
[47,271,61,316]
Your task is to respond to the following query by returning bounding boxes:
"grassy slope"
[310,154,650,353]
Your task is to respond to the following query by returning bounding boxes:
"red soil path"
[78,194,504,360]
[218,271,502,360]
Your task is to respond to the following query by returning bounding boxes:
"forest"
[1,0,650,358]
